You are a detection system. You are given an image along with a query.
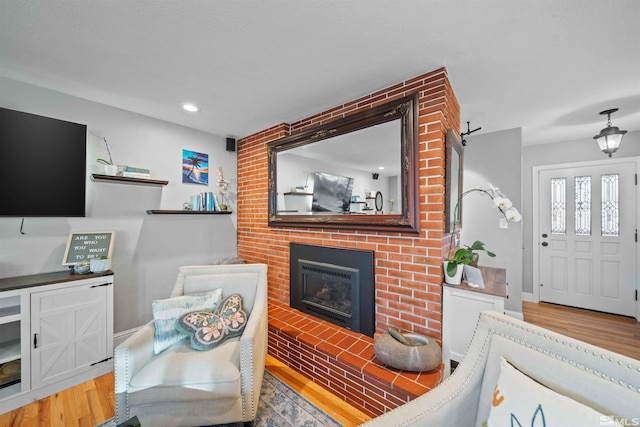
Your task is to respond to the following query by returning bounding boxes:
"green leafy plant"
[445,240,495,277]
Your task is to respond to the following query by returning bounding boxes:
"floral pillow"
[151,288,223,354]
[485,357,621,426]
[176,294,248,351]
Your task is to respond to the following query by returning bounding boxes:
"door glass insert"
[551,177,566,234]
[574,176,591,236]
[601,174,619,237]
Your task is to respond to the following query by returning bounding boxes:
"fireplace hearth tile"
[267,300,443,417]
[345,338,370,356]
[326,330,352,346]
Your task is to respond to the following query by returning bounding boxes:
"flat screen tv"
[311,172,354,213]
[0,107,87,217]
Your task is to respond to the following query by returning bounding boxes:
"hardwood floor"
[0,372,114,427]
[522,301,640,360]
[1,302,638,426]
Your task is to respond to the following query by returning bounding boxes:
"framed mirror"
[267,93,419,233]
[444,129,464,233]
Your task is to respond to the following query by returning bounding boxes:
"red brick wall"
[237,67,459,340]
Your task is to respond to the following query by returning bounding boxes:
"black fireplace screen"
[290,243,374,337]
[300,260,359,320]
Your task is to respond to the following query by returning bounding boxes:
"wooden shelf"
[146,210,232,215]
[0,339,20,365]
[91,174,168,186]
[283,192,313,196]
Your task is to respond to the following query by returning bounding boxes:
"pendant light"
[593,108,627,158]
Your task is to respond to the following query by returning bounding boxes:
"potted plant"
[444,240,495,285]
[95,135,119,175]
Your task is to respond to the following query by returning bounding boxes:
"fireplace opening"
[290,243,374,337]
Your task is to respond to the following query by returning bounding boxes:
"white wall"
[461,128,523,315]
[522,129,640,296]
[0,77,238,333]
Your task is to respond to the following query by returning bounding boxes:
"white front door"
[538,161,637,317]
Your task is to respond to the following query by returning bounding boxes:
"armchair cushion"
[151,288,223,354]
[177,294,249,350]
[485,357,614,427]
[129,339,241,402]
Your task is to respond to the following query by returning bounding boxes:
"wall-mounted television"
[0,107,87,217]
[311,172,354,213]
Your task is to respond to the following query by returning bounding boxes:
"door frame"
[532,157,640,321]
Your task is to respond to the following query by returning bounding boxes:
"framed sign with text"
[62,231,115,266]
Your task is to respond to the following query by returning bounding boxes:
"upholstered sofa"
[114,264,268,427]
[362,311,640,426]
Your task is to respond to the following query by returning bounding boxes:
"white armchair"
[362,311,640,427]
[114,264,268,427]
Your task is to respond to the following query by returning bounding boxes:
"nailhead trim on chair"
[487,313,640,394]
[240,340,248,420]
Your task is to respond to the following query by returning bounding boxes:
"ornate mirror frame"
[267,93,420,233]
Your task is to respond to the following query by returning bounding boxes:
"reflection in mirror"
[268,93,419,233]
[276,120,401,215]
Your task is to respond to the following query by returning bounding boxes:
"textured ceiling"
[0,0,638,146]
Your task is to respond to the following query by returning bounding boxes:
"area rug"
[96,370,343,427]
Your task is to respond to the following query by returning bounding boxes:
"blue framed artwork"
[182,149,209,185]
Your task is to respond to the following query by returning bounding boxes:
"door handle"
[541,242,548,247]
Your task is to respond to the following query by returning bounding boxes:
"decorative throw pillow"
[151,288,223,354]
[486,357,621,426]
[177,293,248,351]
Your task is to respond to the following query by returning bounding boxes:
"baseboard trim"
[522,292,535,303]
[504,309,524,320]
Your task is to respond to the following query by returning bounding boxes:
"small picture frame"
[182,149,209,185]
[62,231,115,266]
[445,129,464,233]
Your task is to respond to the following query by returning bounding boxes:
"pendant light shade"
[593,108,627,158]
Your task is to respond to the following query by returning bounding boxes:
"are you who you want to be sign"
[63,231,115,265]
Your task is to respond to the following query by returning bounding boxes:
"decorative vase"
[90,258,111,273]
[104,164,118,176]
[73,261,91,274]
[374,330,442,372]
[443,261,464,285]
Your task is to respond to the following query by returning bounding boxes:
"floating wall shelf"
[146,210,232,215]
[91,174,169,186]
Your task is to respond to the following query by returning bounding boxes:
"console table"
[0,270,114,414]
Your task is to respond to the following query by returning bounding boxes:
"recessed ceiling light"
[378,166,385,170]
[182,103,199,112]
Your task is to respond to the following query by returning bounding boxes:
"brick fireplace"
[237,67,459,415]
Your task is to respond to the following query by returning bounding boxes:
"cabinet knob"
[541,242,549,247]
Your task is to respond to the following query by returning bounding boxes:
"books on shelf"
[190,192,220,211]
[122,166,151,179]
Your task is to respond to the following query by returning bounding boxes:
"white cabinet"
[0,291,26,402]
[0,271,113,414]
[442,266,507,377]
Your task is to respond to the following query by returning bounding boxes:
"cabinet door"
[442,287,505,376]
[30,281,108,389]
